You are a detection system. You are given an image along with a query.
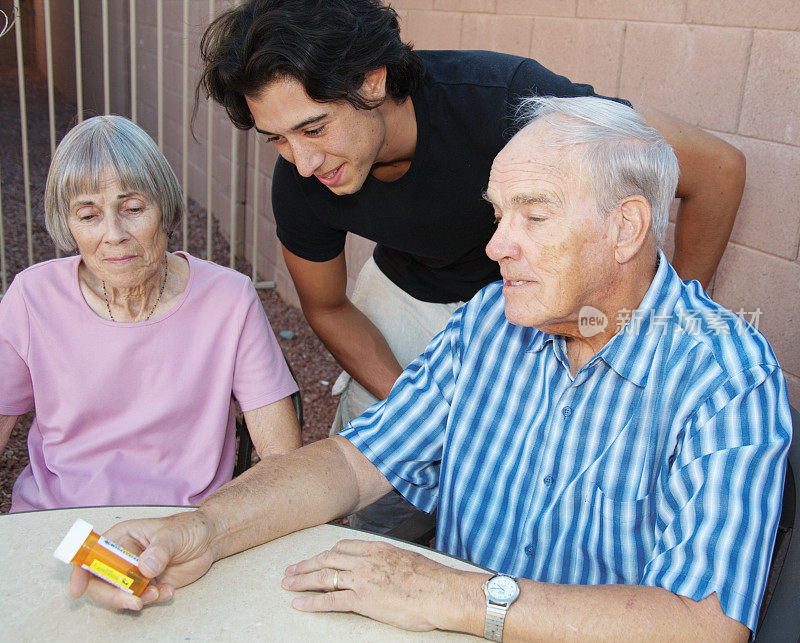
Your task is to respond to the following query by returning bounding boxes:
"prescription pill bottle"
[53,518,150,596]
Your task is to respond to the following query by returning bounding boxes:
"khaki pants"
[330,257,462,533]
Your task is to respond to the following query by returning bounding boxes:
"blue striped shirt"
[341,251,791,632]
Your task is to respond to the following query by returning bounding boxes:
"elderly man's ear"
[611,195,652,264]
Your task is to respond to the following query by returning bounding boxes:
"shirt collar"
[595,248,684,386]
[525,327,555,353]
[520,249,683,384]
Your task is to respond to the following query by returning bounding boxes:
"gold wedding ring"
[333,569,340,591]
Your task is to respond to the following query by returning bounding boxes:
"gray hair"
[44,115,184,252]
[515,96,679,245]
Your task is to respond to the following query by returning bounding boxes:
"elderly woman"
[0,115,301,512]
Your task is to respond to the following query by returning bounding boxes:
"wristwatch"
[482,574,520,641]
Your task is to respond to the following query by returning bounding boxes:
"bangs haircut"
[515,96,679,246]
[45,115,184,252]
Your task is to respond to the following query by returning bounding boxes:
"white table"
[1,506,484,641]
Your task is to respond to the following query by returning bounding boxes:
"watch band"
[482,574,519,642]
[484,601,508,641]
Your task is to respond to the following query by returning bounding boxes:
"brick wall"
[384,0,800,406]
[26,0,800,405]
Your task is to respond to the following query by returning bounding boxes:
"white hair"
[515,96,679,245]
[44,115,184,252]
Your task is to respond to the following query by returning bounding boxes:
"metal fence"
[0,0,273,296]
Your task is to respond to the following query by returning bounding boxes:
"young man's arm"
[640,107,746,288]
[282,246,403,400]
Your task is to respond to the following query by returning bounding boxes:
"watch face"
[487,575,519,602]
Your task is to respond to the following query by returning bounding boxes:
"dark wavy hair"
[195,0,424,130]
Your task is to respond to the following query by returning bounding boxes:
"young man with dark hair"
[198,0,746,533]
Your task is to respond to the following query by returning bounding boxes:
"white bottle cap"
[53,518,94,564]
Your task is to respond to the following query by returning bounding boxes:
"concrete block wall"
[384,0,800,407]
[30,0,78,100]
[23,0,800,405]
[128,0,249,263]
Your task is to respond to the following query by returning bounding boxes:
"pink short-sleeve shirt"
[0,253,298,512]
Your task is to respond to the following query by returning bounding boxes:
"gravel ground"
[0,64,341,513]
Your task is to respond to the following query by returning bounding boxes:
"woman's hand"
[281,539,484,633]
[68,510,217,611]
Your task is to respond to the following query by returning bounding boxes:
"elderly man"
[72,97,789,641]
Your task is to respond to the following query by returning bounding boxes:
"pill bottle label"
[82,560,135,594]
[97,536,140,566]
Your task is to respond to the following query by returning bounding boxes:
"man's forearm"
[639,106,746,288]
[670,130,745,287]
[439,573,748,642]
[671,188,741,289]
[304,300,403,400]
[196,437,386,563]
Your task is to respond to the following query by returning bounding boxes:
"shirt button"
[562,406,572,417]
[543,474,554,486]
[524,545,534,557]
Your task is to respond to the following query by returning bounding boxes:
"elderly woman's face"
[67,171,167,290]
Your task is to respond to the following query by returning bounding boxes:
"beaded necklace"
[102,254,168,322]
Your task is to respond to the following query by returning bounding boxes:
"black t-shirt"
[273,50,627,303]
